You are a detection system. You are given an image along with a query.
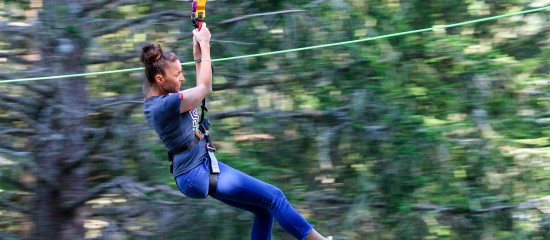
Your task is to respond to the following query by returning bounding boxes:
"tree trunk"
[32,1,89,239]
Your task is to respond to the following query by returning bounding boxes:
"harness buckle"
[198,119,210,133]
[206,143,216,152]
[194,131,204,140]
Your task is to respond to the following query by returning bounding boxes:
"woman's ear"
[155,74,163,84]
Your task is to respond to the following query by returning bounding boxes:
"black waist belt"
[167,137,201,174]
[167,119,219,197]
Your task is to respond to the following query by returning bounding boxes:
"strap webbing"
[200,98,207,122]
[203,63,218,196]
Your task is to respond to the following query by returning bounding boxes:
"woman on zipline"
[141,24,331,240]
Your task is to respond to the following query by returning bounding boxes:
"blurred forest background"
[0,0,549,239]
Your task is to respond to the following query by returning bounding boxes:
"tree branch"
[518,195,550,210]
[89,94,143,110]
[472,109,500,139]
[412,203,516,214]
[86,52,138,65]
[213,75,296,91]
[0,53,36,65]
[0,104,53,134]
[0,144,31,157]
[412,204,457,213]
[0,22,33,38]
[0,128,35,136]
[0,102,52,134]
[62,128,108,172]
[0,198,32,215]
[81,0,143,19]
[119,181,187,205]
[0,91,38,107]
[218,9,307,25]
[0,73,10,81]
[22,161,62,191]
[210,107,349,122]
[0,176,31,192]
[91,10,186,38]
[211,39,257,46]
[0,102,34,116]
[176,9,308,41]
[62,176,129,212]
[19,82,55,97]
[95,100,143,109]
[42,97,83,118]
[80,0,118,15]
[209,108,255,120]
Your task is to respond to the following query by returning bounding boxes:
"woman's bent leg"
[213,161,313,240]
[216,198,274,240]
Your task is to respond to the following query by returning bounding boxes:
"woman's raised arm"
[179,24,212,113]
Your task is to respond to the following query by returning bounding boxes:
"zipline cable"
[0,5,548,84]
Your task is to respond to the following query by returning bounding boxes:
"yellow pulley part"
[195,0,207,19]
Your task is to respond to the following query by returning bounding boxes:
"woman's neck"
[146,85,164,99]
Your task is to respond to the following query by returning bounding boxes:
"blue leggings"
[175,157,313,240]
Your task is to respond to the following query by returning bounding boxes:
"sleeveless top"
[144,93,207,177]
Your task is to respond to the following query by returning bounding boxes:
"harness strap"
[208,163,218,196]
[191,1,218,196]
[197,117,219,196]
[167,137,201,174]
[197,63,218,196]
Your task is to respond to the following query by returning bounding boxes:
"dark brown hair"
[140,42,179,85]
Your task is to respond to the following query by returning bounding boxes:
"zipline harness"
[168,0,219,197]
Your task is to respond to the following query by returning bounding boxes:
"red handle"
[198,21,203,31]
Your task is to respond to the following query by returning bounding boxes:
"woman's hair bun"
[139,42,178,86]
[140,42,163,65]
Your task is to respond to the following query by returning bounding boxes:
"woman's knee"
[266,186,287,209]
